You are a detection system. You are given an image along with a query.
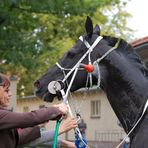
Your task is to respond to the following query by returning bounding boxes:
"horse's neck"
[97,43,148,133]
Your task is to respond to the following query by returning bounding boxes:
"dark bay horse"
[34,16,148,148]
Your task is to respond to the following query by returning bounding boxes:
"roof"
[131,36,148,47]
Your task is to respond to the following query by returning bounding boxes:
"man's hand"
[61,139,76,148]
[59,117,78,134]
[54,102,68,115]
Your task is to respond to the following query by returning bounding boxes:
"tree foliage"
[0,0,132,96]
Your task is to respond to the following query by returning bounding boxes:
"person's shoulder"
[0,106,5,110]
[0,105,13,111]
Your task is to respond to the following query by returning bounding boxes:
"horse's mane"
[103,35,148,76]
[103,36,141,62]
[103,35,133,54]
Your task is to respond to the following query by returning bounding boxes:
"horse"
[34,16,148,148]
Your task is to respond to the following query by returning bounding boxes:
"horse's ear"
[93,25,101,35]
[85,16,93,38]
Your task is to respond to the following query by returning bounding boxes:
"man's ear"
[93,25,101,35]
[85,16,93,38]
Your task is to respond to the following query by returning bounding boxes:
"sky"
[125,0,148,39]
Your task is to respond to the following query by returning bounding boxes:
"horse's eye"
[67,51,75,57]
[34,80,41,89]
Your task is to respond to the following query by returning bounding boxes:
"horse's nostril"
[34,80,41,89]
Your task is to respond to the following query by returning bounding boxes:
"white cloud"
[126,0,148,39]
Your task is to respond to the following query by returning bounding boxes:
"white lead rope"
[116,99,148,148]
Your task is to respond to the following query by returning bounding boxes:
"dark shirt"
[78,121,87,135]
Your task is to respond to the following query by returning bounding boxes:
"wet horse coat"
[34,17,148,147]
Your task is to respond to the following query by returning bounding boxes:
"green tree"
[0,0,132,96]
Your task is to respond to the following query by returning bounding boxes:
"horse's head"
[34,16,110,102]
[34,16,130,103]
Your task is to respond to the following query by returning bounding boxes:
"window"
[23,106,29,112]
[91,100,101,118]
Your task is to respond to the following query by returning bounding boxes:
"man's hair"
[0,73,10,87]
